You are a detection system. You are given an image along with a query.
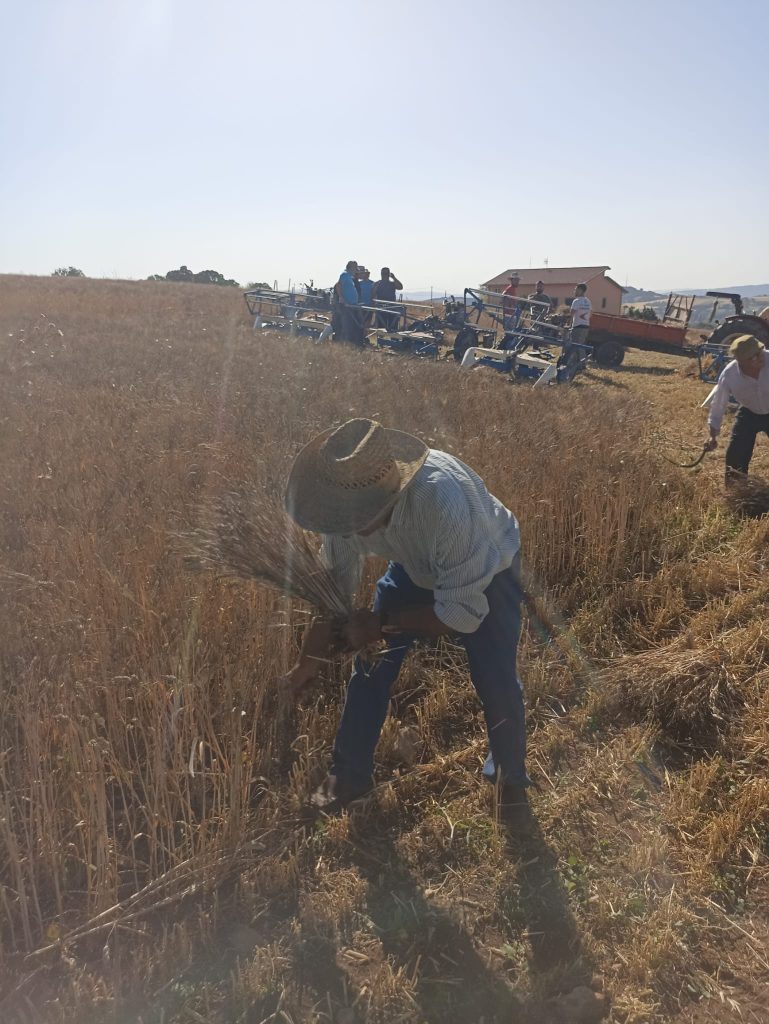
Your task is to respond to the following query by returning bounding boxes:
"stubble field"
[1,275,768,1023]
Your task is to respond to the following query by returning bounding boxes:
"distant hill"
[676,283,769,298]
[403,290,462,302]
[623,283,769,302]
[622,286,665,303]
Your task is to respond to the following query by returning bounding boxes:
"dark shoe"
[310,774,374,814]
[496,784,533,829]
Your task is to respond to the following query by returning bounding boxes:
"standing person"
[527,280,552,313]
[358,268,375,306]
[569,282,592,347]
[357,268,375,329]
[704,334,769,484]
[283,418,532,827]
[502,273,521,329]
[330,280,342,340]
[373,266,403,303]
[337,260,363,346]
[373,267,403,331]
[558,282,592,376]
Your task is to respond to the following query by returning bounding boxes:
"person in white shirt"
[569,283,592,346]
[705,333,769,483]
[557,283,592,375]
[283,418,531,826]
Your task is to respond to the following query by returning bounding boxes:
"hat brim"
[729,334,765,358]
[285,426,429,535]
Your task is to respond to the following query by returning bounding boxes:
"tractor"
[703,291,769,349]
[697,292,769,383]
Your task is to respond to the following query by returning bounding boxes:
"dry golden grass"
[725,476,769,518]
[1,275,768,1023]
[186,489,351,616]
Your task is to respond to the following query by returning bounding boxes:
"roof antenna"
[544,257,549,268]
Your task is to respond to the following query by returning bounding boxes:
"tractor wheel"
[453,326,475,363]
[707,315,769,350]
[593,339,625,368]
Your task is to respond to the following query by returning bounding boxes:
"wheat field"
[1,275,768,1023]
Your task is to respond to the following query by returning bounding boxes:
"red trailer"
[587,294,695,367]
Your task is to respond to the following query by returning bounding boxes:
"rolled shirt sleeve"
[707,370,732,435]
[430,506,504,634]
[319,535,363,604]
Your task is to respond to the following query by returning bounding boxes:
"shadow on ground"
[615,363,679,377]
[345,804,593,1023]
[507,819,590,979]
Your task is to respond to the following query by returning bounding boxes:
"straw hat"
[285,418,429,534]
[729,334,765,360]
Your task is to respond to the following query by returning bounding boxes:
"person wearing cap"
[357,268,375,329]
[357,268,375,306]
[283,419,531,826]
[705,333,769,482]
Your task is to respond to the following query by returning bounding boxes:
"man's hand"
[704,433,718,452]
[281,617,338,700]
[282,660,320,699]
[341,609,383,651]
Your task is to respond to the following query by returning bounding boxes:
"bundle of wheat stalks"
[596,638,745,743]
[186,489,351,618]
[725,475,769,518]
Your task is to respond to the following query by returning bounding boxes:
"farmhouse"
[481,265,624,314]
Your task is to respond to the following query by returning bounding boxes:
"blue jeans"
[331,556,529,790]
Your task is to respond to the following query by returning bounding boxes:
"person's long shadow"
[616,363,678,377]
[346,798,592,1023]
[503,817,591,982]
[348,815,521,1022]
[581,370,629,390]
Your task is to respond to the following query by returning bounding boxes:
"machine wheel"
[593,339,625,368]
[707,315,769,350]
[453,326,475,363]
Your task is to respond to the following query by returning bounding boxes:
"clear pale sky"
[1,0,767,293]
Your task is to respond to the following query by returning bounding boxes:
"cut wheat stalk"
[185,490,351,618]
[594,637,746,743]
[25,828,278,960]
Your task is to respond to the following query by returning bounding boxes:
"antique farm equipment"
[243,286,333,341]
[697,292,769,383]
[453,287,588,384]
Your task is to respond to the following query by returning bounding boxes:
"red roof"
[482,266,615,289]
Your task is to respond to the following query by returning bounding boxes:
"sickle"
[661,445,709,469]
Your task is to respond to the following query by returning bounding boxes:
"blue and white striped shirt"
[320,450,520,633]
